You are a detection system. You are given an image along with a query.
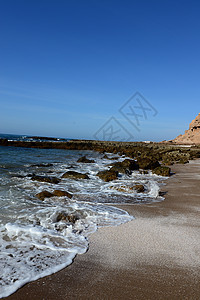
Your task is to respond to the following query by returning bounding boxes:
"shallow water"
[0,135,166,298]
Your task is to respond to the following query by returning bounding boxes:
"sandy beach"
[5,159,200,300]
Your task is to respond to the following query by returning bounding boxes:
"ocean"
[0,134,166,298]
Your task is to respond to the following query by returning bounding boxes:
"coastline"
[5,159,200,299]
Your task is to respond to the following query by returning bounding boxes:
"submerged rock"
[97,169,118,182]
[56,212,79,223]
[31,175,60,184]
[109,184,145,193]
[36,189,73,200]
[36,190,55,200]
[31,163,53,167]
[77,156,95,163]
[134,184,145,193]
[53,190,73,198]
[61,171,89,179]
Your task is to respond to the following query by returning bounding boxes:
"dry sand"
[5,160,200,300]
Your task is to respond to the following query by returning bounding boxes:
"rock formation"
[172,113,200,144]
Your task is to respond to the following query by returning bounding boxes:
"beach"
[5,159,200,299]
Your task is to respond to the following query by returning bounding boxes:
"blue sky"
[0,0,199,141]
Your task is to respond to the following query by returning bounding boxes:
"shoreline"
[5,159,200,299]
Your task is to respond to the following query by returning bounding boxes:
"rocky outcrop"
[61,171,89,179]
[172,113,200,144]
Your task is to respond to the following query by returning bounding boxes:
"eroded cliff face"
[173,113,200,144]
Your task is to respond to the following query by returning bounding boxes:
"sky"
[0,0,200,141]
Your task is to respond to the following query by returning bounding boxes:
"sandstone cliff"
[172,113,200,144]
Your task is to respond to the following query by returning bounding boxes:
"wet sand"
[5,160,200,299]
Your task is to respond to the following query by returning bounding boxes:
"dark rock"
[56,212,79,223]
[61,171,89,179]
[97,169,118,182]
[77,156,95,163]
[134,184,145,193]
[102,154,109,159]
[137,157,160,170]
[31,163,53,167]
[36,190,54,200]
[31,175,60,184]
[110,159,139,174]
[152,166,171,176]
[53,190,73,198]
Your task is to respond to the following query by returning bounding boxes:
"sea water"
[0,134,166,298]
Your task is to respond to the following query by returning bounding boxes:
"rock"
[56,212,79,223]
[110,159,139,174]
[102,154,109,159]
[61,171,89,179]
[110,165,131,175]
[152,166,171,176]
[97,169,118,182]
[31,175,60,184]
[36,190,54,200]
[134,184,145,193]
[177,158,189,164]
[77,156,95,163]
[137,157,160,170]
[162,150,189,165]
[53,190,73,198]
[109,184,145,193]
[109,159,139,175]
[31,163,53,167]
[173,113,200,144]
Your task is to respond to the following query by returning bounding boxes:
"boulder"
[152,166,171,176]
[97,169,118,182]
[137,157,160,170]
[31,175,60,184]
[110,159,139,174]
[61,171,89,179]
[77,156,95,163]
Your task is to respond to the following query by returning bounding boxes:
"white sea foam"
[0,199,132,298]
[0,147,166,297]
